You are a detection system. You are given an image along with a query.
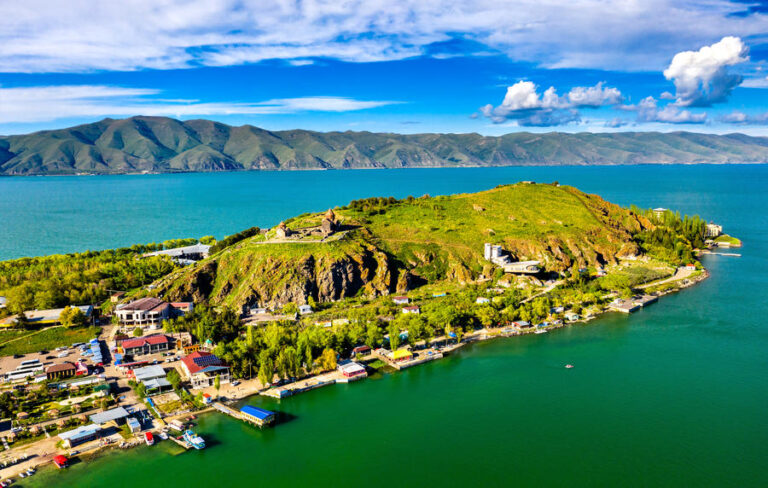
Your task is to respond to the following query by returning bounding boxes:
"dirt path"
[637,267,694,289]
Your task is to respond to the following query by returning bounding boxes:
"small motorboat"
[565,364,574,369]
[158,431,169,440]
[144,432,154,446]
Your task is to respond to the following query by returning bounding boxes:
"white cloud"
[0,1,766,73]
[629,96,708,124]
[0,85,399,123]
[481,80,622,126]
[719,110,768,124]
[566,82,623,107]
[741,76,768,88]
[663,36,749,107]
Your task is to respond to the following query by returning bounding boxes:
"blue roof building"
[239,405,276,426]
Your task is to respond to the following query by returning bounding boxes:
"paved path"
[637,267,694,289]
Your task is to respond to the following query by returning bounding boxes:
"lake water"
[7,165,768,487]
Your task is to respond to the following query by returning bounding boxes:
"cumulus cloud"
[604,118,629,128]
[480,80,622,126]
[0,1,765,73]
[627,96,708,124]
[0,85,399,123]
[663,36,749,107]
[719,110,768,124]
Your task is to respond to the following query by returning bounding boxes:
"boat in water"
[534,328,548,334]
[182,430,205,450]
[144,432,154,446]
[565,364,574,369]
[53,455,69,469]
[158,431,169,440]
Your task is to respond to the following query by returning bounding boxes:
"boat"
[565,364,574,369]
[25,469,34,476]
[182,430,205,450]
[534,328,548,334]
[53,455,69,469]
[144,432,154,446]
[158,431,168,440]
[18,473,24,479]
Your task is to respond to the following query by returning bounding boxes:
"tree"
[166,369,182,390]
[388,322,400,351]
[59,306,86,328]
[365,322,383,349]
[214,374,221,392]
[258,350,274,386]
[199,235,216,245]
[135,383,146,398]
[132,327,143,337]
[319,348,337,371]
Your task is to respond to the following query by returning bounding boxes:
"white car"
[231,380,240,386]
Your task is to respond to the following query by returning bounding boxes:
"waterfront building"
[126,416,141,433]
[180,351,231,389]
[351,345,371,357]
[239,405,276,427]
[132,365,166,383]
[338,361,367,379]
[705,223,723,238]
[392,349,413,362]
[59,424,102,448]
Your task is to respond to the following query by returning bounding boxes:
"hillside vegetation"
[155,183,654,309]
[3,116,768,175]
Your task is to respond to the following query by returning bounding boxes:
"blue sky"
[2,1,768,135]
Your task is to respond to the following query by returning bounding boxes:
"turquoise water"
[6,165,768,487]
[0,165,762,260]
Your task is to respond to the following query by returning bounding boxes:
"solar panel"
[193,354,221,367]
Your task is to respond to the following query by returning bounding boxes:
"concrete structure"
[392,296,410,305]
[298,304,313,315]
[121,334,170,356]
[402,306,420,314]
[59,424,102,448]
[275,221,291,238]
[483,243,540,274]
[609,299,640,314]
[180,351,231,389]
[653,208,668,218]
[115,298,191,327]
[143,243,210,261]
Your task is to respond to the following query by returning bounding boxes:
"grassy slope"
[158,183,650,309]
[0,326,100,356]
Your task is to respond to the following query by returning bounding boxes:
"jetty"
[261,371,342,398]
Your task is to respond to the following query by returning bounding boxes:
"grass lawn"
[714,234,742,246]
[0,325,100,356]
[0,329,36,345]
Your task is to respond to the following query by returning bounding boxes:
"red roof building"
[180,351,231,389]
[121,334,170,356]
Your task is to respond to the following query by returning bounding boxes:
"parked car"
[231,380,241,386]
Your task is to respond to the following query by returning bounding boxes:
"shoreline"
[0,254,716,482]
[1,161,767,178]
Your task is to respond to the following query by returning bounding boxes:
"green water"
[9,165,768,486]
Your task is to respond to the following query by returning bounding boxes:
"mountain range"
[2,116,768,175]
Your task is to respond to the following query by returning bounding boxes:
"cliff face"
[156,183,654,308]
[158,239,412,309]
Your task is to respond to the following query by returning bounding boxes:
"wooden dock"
[213,402,275,427]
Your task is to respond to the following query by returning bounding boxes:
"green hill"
[2,116,768,175]
[155,183,652,309]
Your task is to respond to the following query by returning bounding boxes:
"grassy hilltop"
[156,183,654,309]
[3,116,768,175]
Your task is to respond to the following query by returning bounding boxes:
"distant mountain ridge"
[1,116,768,175]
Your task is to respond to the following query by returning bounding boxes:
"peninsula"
[0,182,737,480]
[2,116,768,175]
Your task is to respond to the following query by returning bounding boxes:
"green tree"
[214,374,221,392]
[132,327,143,337]
[166,369,182,390]
[319,348,337,371]
[59,306,86,328]
[388,322,400,350]
[199,235,216,245]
